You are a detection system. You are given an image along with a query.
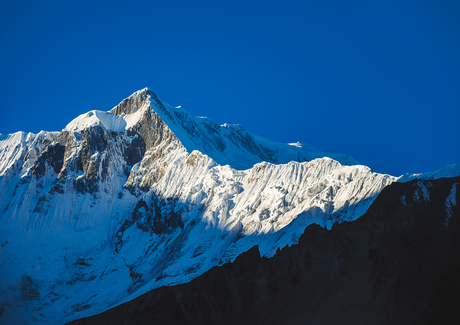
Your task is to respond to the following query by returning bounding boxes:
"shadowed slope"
[69,176,460,325]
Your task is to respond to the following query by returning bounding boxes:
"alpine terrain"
[0,88,458,324]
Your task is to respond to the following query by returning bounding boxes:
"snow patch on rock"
[399,164,460,183]
[445,183,457,227]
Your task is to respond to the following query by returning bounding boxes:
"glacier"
[0,88,458,324]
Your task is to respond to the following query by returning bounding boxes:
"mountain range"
[0,88,458,324]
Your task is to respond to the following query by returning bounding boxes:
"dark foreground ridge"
[69,177,460,325]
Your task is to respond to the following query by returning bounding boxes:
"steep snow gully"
[0,88,458,324]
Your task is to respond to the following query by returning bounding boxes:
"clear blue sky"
[1,0,459,176]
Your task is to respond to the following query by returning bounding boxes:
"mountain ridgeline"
[69,177,460,325]
[0,88,458,324]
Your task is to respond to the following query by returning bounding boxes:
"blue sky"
[1,0,459,176]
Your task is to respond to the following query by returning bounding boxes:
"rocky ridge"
[69,176,460,325]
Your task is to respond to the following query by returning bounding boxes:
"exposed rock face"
[69,177,460,325]
[111,91,179,153]
[110,88,155,116]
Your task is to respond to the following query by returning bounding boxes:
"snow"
[0,142,396,324]
[445,183,457,227]
[412,181,431,203]
[65,111,126,132]
[288,141,302,148]
[0,131,30,175]
[0,130,58,177]
[400,195,407,206]
[398,164,460,182]
[131,91,361,170]
[0,87,456,325]
[64,105,149,133]
[63,87,360,171]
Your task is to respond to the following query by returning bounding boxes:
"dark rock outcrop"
[30,126,147,194]
[31,142,66,178]
[68,177,460,325]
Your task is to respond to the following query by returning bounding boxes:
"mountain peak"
[63,88,359,169]
[109,87,159,116]
[64,88,160,133]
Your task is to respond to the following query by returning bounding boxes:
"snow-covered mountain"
[69,176,460,325]
[0,88,457,324]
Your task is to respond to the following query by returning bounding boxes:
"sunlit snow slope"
[0,88,457,325]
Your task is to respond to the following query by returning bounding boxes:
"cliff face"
[69,176,460,325]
